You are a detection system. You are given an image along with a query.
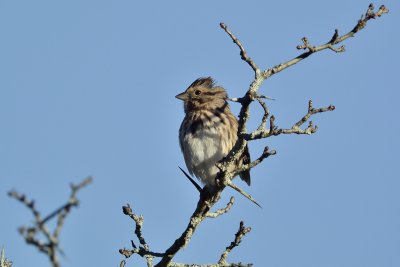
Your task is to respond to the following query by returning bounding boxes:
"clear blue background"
[1,1,398,266]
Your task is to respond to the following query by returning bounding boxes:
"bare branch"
[121,189,252,266]
[245,100,335,140]
[121,204,149,251]
[226,182,261,208]
[279,100,335,135]
[206,197,235,218]
[256,98,270,132]
[164,221,253,267]
[296,100,334,128]
[235,145,277,174]
[119,204,164,267]
[154,188,223,267]
[248,146,276,170]
[219,221,252,266]
[296,37,315,52]
[263,4,388,79]
[8,190,42,221]
[119,247,164,259]
[220,23,260,74]
[8,177,92,267]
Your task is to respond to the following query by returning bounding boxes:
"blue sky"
[1,1,399,266]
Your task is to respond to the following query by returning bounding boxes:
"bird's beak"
[175,91,188,101]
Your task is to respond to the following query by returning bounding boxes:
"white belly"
[182,127,227,185]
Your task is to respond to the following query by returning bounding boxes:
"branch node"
[308,99,313,111]
[329,29,339,43]
[9,177,92,267]
[296,37,315,52]
[377,5,389,17]
[329,45,346,53]
[122,204,132,215]
[219,221,252,265]
[206,196,235,218]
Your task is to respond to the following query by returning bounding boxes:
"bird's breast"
[185,127,224,163]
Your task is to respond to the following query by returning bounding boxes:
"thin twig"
[263,4,388,79]
[219,23,260,74]
[226,182,261,208]
[121,204,148,250]
[245,100,335,140]
[120,204,164,266]
[219,221,252,265]
[256,98,269,132]
[206,197,235,218]
[279,101,335,135]
[8,177,92,267]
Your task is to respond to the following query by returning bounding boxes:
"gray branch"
[246,100,335,140]
[219,221,252,266]
[119,204,164,267]
[8,177,92,267]
[206,197,235,218]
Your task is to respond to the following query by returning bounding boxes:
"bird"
[176,77,251,188]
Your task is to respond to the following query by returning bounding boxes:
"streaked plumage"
[176,77,251,187]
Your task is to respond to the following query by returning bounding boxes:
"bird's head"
[176,77,228,113]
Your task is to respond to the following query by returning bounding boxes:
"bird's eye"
[194,90,201,96]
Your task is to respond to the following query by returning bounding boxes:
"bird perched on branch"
[176,77,251,187]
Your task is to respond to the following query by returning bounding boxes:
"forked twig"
[219,221,252,265]
[119,204,164,267]
[8,177,92,267]
[206,197,235,218]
